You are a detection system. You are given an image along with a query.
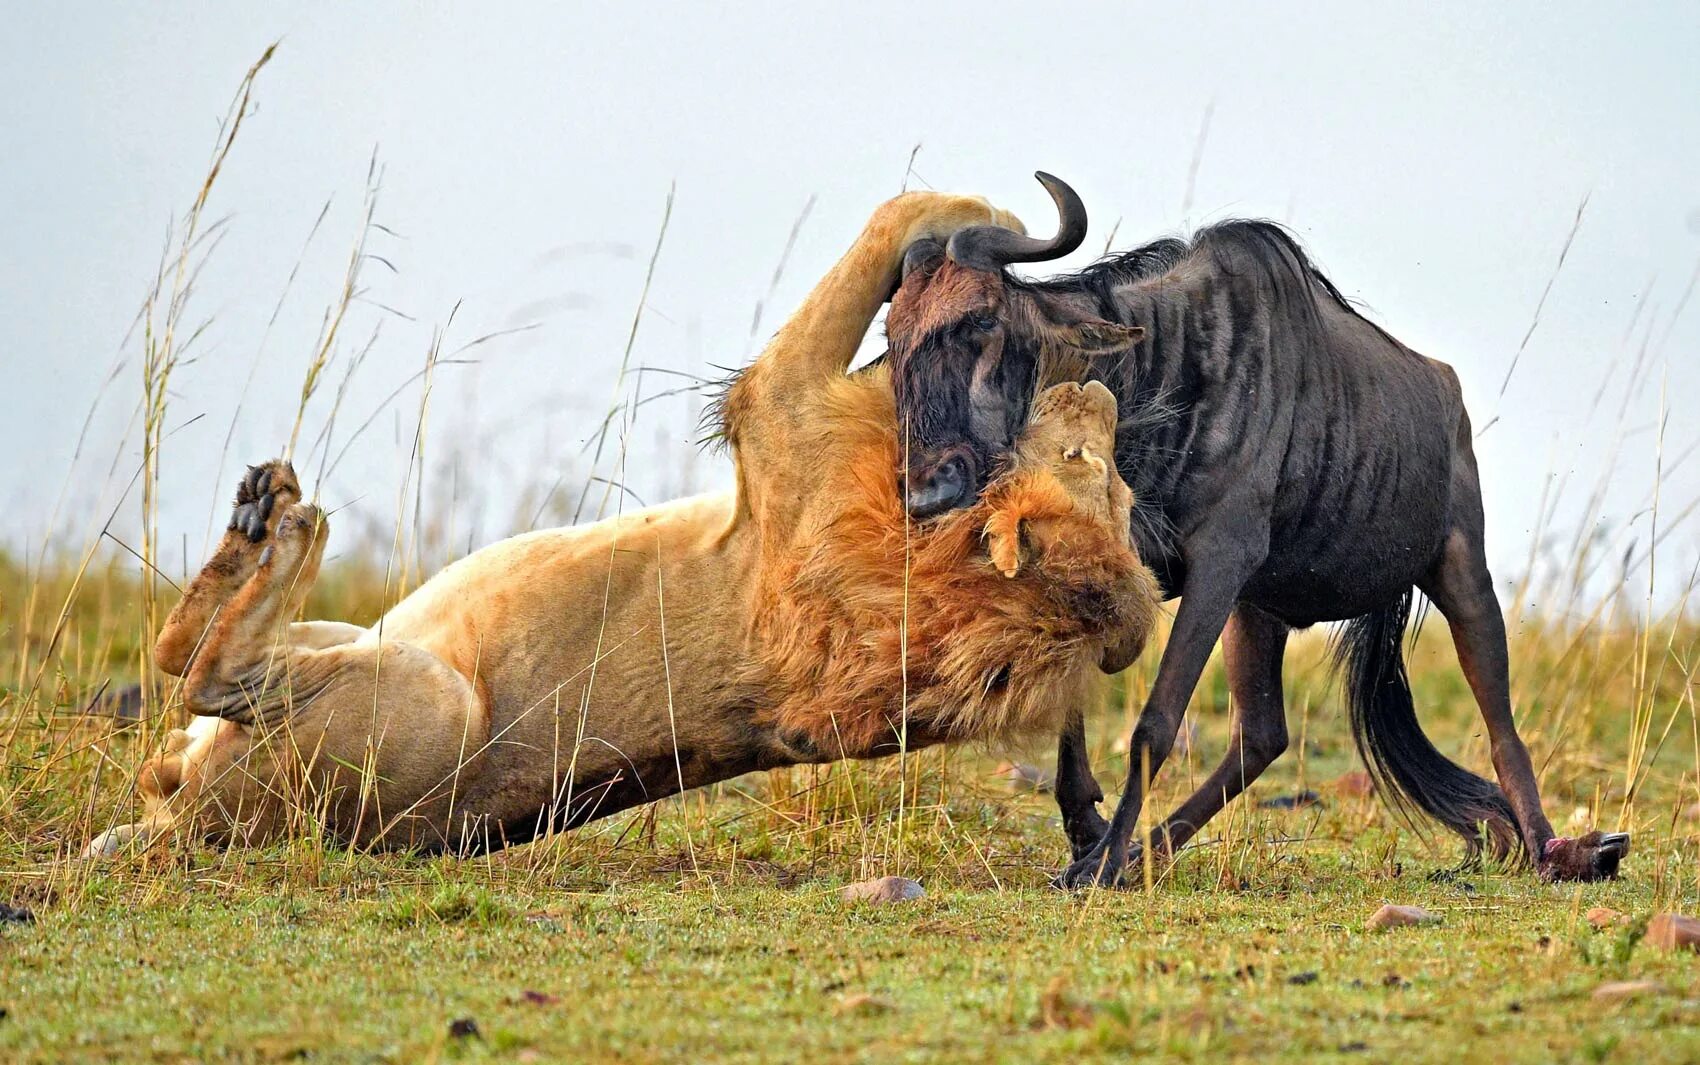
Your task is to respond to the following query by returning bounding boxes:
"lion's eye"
[969,313,998,331]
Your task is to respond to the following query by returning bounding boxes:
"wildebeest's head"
[887,173,1144,519]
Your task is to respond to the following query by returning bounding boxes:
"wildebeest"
[85,191,1161,858]
[885,173,1630,885]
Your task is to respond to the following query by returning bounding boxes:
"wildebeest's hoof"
[1062,808,1110,864]
[1539,831,1630,882]
[1054,843,1127,890]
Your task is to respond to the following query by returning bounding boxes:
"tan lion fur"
[87,192,1160,858]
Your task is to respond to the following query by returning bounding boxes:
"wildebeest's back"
[1100,227,1466,625]
[1248,299,1462,624]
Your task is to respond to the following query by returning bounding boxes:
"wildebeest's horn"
[947,172,1087,271]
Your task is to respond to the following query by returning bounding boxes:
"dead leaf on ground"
[1330,771,1375,799]
[1038,975,1098,1030]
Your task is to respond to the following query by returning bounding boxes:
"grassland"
[2,550,1698,1062]
[3,46,1698,1064]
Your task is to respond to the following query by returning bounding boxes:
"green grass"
[4,836,1698,1062]
[3,590,1698,1062]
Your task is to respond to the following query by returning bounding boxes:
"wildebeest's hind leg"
[1418,473,1628,881]
[1055,710,1108,861]
[1142,604,1290,861]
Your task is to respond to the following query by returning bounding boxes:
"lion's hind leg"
[156,461,303,677]
[183,495,329,726]
[83,716,247,857]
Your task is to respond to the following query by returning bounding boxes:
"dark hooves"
[1541,830,1631,882]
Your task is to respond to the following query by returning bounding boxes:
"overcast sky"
[2,4,1695,604]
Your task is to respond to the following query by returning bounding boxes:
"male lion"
[87,192,1160,858]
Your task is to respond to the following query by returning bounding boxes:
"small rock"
[514,989,560,1006]
[1367,904,1440,930]
[833,993,893,1016]
[842,876,925,904]
[1593,980,1664,1004]
[1258,790,1323,810]
[1585,907,1625,931]
[1647,913,1700,953]
[0,904,34,925]
[995,761,1054,793]
[1330,771,1375,799]
[1287,971,1319,986]
[447,1018,480,1040]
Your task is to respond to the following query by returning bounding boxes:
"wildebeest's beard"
[887,252,1142,519]
[888,254,1038,519]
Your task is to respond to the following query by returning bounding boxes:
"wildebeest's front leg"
[1057,530,1266,888]
[1055,709,1108,861]
[1144,604,1289,857]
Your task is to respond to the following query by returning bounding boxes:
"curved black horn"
[947,172,1087,272]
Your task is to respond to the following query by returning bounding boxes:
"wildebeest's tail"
[1335,591,1520,858]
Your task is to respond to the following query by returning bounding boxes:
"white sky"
[2,4,1696,605]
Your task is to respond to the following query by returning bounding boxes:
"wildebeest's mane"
[1009,218,1400,349]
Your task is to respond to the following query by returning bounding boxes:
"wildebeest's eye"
[968,312,998,332]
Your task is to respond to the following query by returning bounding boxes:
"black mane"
[1010,219,1390,343]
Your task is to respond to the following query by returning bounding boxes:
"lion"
[86,192,1161,858]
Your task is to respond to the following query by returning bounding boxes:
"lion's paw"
[228,461,302,544]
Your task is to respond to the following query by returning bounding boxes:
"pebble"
[1592,980,1664,1004]
[842,876,925,904]
[833,993,893,1016]
[1367,904,1440,930]
[1585,907,1625,931]
[1647,913,1700,953]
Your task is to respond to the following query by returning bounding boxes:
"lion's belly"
[352,492,762,818]
[372,491,738,655]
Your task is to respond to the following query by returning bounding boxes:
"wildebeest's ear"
[1049,319,1145,358]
